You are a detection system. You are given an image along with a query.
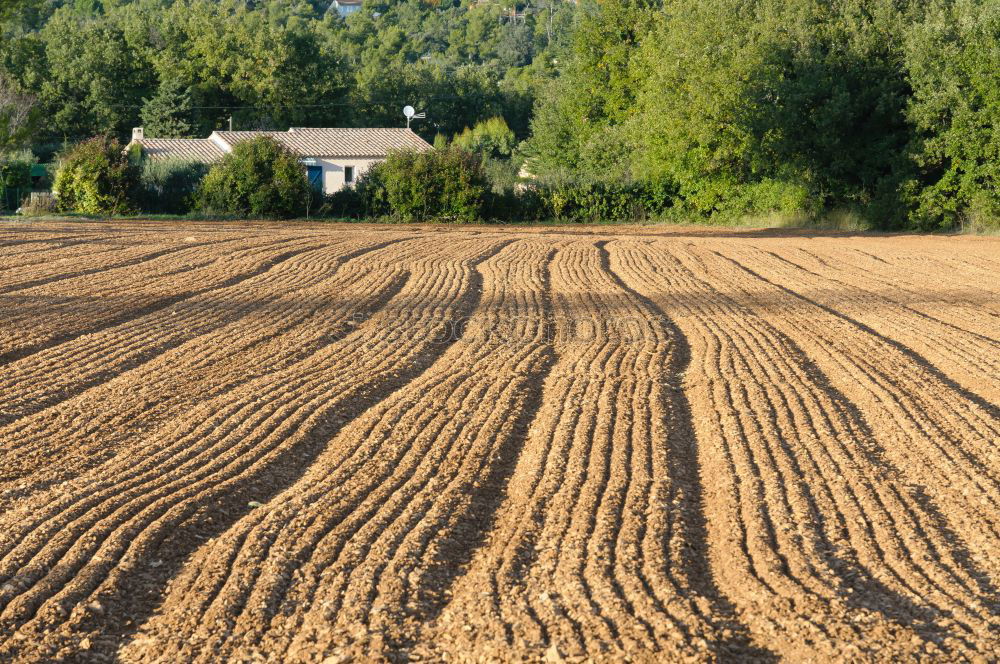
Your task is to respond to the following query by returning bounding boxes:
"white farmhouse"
[129,127,431,195]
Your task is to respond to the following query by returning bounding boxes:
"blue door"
[307,165,323,191]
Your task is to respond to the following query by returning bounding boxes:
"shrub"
[18,192,58,216]
[321,164,390,219]
[136,158,209,214]
[378,147,489,222]
[52,137,139,215]
[904,0,1000,230]
[453,117,517,160]
[529,174,675,222]
[196,136,310,219]
[0,150,33,211]
[486,187,546,222]
[327,153,679,224]
[483,156,520,194]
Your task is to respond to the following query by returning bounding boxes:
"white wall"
[316,157,382,194]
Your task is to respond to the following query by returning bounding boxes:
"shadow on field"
[0,241,322,367]
[780,330,1000,632]
[716,252,1000,424]
[596,240,779,662]
[46,242,514,664]
[395,249,560,640]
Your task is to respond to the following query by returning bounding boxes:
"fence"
[0,187,30,213]
[0,189,56,214]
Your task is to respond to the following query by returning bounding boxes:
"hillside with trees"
[0,0,575,144]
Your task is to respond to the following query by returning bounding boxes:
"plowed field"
[1,221,998,663]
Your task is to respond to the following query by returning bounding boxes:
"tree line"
[0,0,576,146]
[2,0,999,229]
[524,0,1000,230]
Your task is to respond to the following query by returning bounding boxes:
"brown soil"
[0,221,997,663]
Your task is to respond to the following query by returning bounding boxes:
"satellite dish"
[403,105,415,119]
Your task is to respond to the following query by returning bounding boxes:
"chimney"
[132,127,144,142]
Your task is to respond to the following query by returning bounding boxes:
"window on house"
[306,165,323,191]
[344,166,355,184]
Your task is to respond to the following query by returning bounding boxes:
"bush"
[18,192,58,217]
[0,151,33,211]
[52,137,139,215]
[196,136,310,219]
[136,158,209,214]
[483,156,521,194]
[904,0,1000,230]
[528,174,675,222]
[378,147,489,222]
[453,117,517,160]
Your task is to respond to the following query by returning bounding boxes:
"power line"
[106,94,507,110]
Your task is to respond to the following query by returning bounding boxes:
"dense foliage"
[52,135,138,214]
[524,0,1000,229]
[371,146,489,222]
[196,136,311,218]
[136,158,209,213]
[453,116,516,159]
[2,0,999,228]
[904,0,1000,229]
[330,145,673,223]
[0,150,34,210]
[0,72,37,152]
[0,0,576,143]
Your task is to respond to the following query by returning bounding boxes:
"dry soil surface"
[0,221,998,663]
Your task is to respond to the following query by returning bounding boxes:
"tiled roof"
[137,128,431,163]
[212,128,432,157]
[139,138,227,163]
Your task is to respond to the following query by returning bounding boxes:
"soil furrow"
[689,245,1000,592]
[0,235,408,411]
[0,223,996,662]
[0,239,333,424]
[756,247,1000,405]
[0,238,231,295]
[419,240,753,662]
[0,239,417,499]
[612,240,1000,660]
[813,245,1000,341]
[115,239,552,663]
[0,235,315,362]
[0,236,506,663]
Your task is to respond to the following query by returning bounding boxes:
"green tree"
[630,0,914,219]
[498,23,534,69]
[0,72,37,152]
[905,0,1000,229]
[35,7,154,136]
[73,0,103,17]
[196,136,310,218]
[141,76,195,138]
[52,135,140,215]
[136,158,209,213]
[0,0,39,24]
[2,0,575,153]
[523,0,657,180]
[375,146,489,222]
[156,0,347,132]
[453,116,516,159]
